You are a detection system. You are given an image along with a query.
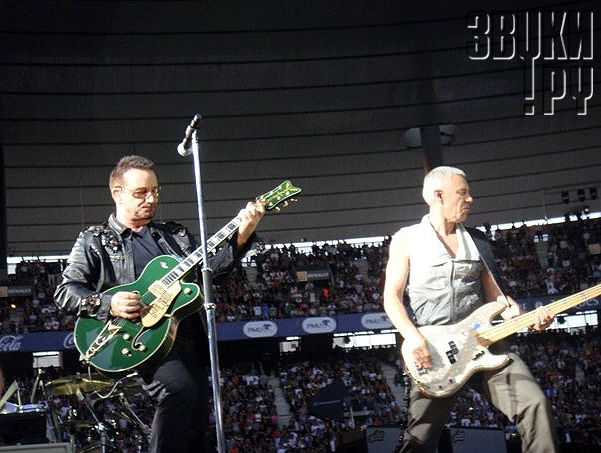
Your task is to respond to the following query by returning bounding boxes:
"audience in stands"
[1,217,600,331]
[3,216,600,332]
[2,216,601,450]
[3,330,600,450]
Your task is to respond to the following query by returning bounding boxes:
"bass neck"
[479,283,601,344]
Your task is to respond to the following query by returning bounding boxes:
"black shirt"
[131,226,165,277]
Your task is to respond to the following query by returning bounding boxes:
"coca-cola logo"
[63,332,76,349]
[0,335,24,352]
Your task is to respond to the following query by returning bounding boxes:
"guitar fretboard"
[480,283,601,344]
[161,217,242,287]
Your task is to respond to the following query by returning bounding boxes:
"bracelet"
[81,294,102,314]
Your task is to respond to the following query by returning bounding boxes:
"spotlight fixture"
[561,191,569,204]
[577,188,585,202]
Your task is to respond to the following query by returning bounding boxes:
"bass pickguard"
[401,301,509,398]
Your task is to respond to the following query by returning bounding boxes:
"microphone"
[177,114,202,157]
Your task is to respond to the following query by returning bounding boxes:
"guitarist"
[54,155,264,453]
[383,166,558,452]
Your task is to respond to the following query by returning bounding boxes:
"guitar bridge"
[83,321,122,361]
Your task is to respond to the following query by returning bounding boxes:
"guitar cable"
[89,366,139,401]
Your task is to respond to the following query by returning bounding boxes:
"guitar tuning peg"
[275,206,281,212]
[283,201,289,207]
[290,198,297,203]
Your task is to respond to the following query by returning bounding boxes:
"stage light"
[577,188,585,202]
[561,191,569,204]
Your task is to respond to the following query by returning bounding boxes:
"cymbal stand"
[40,378,62,442]
[117,391,151,442]
[15,381,22,412]
[76,388,108,453]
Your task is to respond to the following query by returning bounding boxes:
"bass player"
[383,166,558,452]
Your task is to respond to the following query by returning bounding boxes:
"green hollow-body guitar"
[74,181,300,376]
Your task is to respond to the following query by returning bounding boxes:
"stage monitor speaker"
[0,411,47,445]
[364,426,506,453]
[365,427,402,453]
[446,427,507,453]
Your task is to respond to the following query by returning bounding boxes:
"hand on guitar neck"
[236,200,266,248]
[497,295,554,331]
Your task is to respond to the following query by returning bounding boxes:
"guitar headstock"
[256,180,301,212]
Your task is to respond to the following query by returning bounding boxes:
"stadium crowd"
[3,215,601,333]
[1,216,601,450]
[2,329,600,450]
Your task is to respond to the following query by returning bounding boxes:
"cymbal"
[46,374,114,395]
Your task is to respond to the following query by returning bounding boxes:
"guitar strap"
[466,227,511,307]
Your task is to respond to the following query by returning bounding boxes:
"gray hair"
[422,166,467,205]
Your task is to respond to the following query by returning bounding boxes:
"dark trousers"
[143,334,211,453]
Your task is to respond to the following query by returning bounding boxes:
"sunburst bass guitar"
[401,283,601,397]
[74,181,301,375]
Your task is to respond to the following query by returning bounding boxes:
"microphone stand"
[189,128,227,453]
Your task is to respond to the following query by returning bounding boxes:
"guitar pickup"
[448,341,459,355]
[446,350,457,364]
[446,341,459,363]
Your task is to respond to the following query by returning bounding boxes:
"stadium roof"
[1,0,600,255]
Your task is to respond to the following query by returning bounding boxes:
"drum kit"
[0,371,151,452]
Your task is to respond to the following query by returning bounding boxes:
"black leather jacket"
[54,213,254,323]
